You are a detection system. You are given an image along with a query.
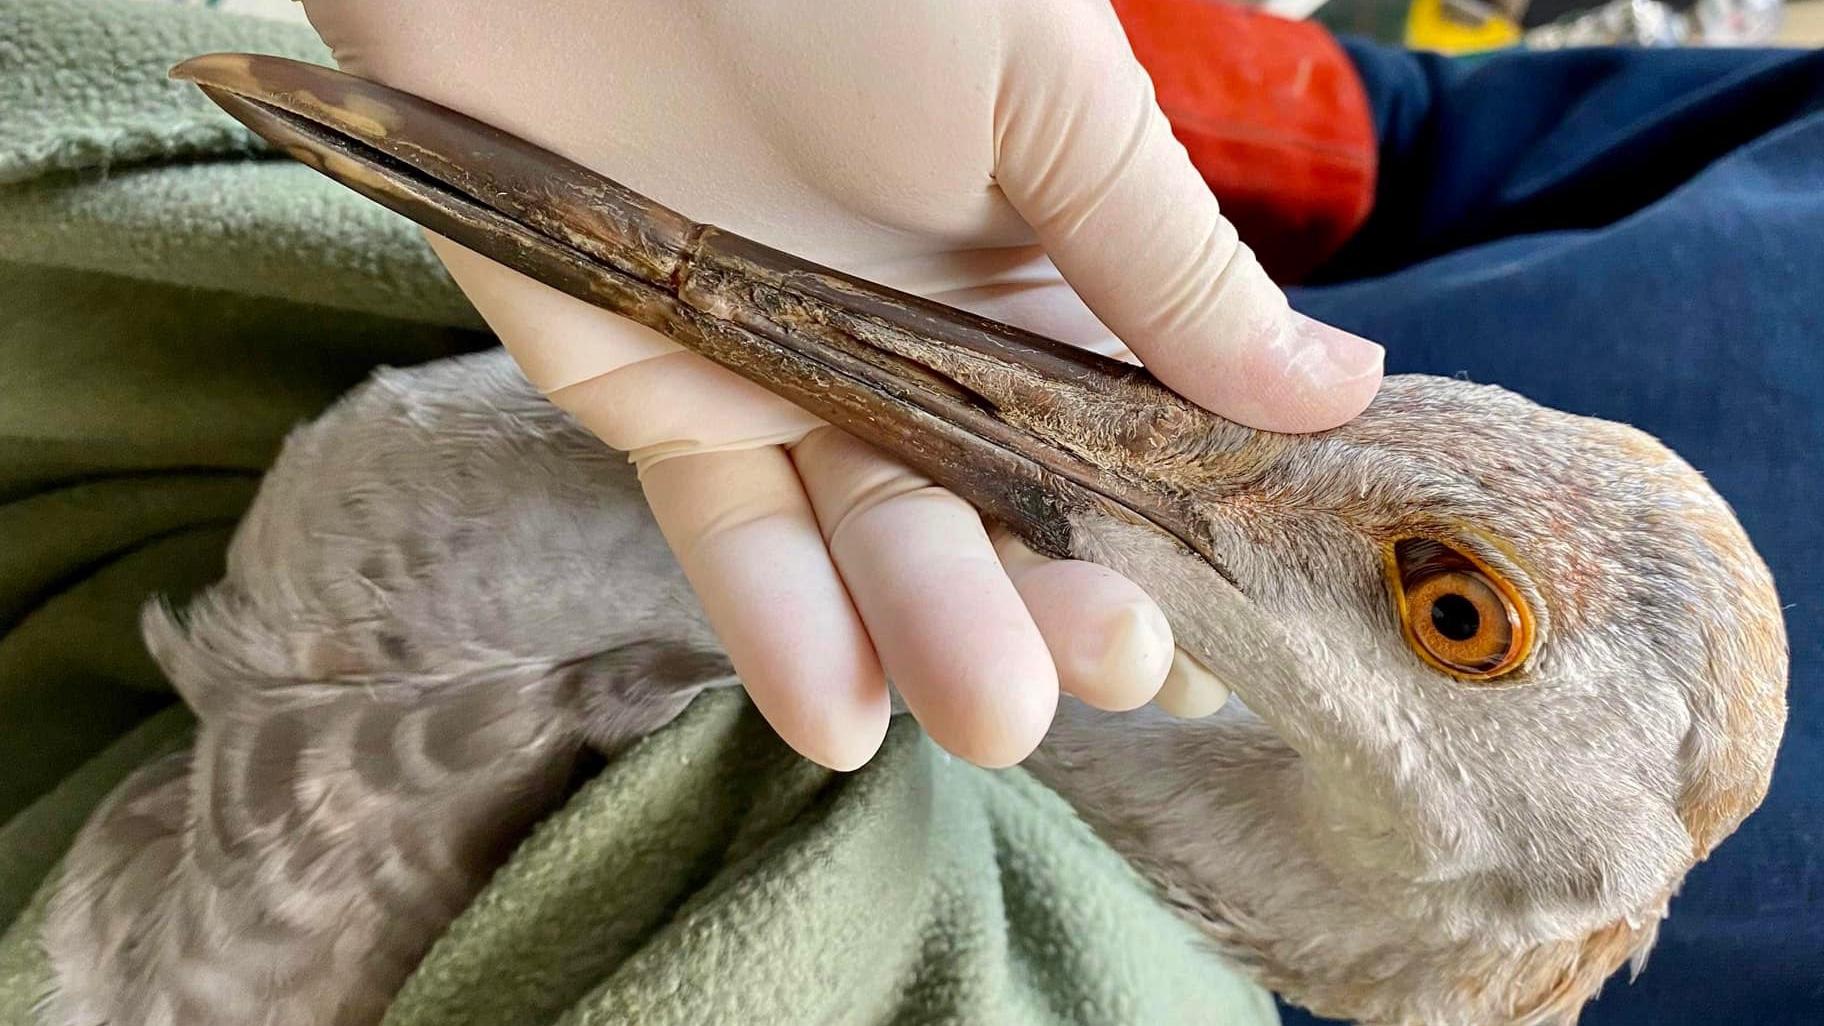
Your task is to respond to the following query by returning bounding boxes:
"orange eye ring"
[1386,538,1534,681]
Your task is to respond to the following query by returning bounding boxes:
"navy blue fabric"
[1276,42,1824,1026]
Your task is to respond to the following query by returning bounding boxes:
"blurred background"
[1304,0,1821,51]
[147,0,1824,51]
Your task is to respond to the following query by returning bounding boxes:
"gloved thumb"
[992,2,1382,433]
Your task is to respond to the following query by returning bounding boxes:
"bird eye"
[1387,538,1533,680]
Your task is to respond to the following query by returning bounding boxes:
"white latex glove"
[301,0,1384,770]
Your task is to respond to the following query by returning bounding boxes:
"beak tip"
[167,52,259,91]
[168,53,215,84]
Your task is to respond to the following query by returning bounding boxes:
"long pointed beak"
[171,53,1253,580]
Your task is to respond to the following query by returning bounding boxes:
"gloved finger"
[1153,647,1233,719]
[427,234,676,394]
[639,447,890,771]
[429,236,825,457]
[550,352,825,464]
[989,529,1173,712]
[792,428,1058,768]
[994,2,1382,434]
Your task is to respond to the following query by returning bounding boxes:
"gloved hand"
[300,0,1384,770]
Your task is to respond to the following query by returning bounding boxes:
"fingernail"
[1153,648,1231,719]
[1287,314,1384,389]
[1079,603,1174,707]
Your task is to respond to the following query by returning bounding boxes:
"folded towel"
[0,2,1278,1022]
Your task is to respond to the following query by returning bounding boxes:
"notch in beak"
[170,53,1243,579]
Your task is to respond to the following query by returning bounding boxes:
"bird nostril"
[1430,594,1481,642]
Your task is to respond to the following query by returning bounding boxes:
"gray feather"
[45,352,730,1026]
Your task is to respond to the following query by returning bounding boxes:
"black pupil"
[1430,593,1482,642]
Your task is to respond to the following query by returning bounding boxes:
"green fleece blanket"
[0,1,1278,1022]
